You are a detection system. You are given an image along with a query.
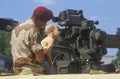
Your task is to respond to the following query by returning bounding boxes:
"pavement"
[0,74,120,79]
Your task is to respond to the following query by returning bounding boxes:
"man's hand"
[34,50,45,63]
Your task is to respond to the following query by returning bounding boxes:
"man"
[10,6,53,75]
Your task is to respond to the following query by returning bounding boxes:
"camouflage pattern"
[10,19,44,74]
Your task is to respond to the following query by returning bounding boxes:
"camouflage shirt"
[10,19,44,74]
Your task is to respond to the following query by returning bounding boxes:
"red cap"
[34,6,53,22]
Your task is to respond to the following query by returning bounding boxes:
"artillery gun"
[52,9,120,74]
[0,18,18,32]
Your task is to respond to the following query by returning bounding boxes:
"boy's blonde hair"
[45,24,58,35]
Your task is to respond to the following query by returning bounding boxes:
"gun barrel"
[104,34,120,48]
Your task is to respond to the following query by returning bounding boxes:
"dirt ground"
[0,74,120,79]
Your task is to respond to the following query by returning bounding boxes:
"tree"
[116,28,120,59]
[0,30,11,56]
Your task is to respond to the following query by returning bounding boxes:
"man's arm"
[29,29,45,63]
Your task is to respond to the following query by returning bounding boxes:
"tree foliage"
[0,30,11,56]
[116,28,120,59]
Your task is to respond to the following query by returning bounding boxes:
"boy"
[41,24,61,70]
